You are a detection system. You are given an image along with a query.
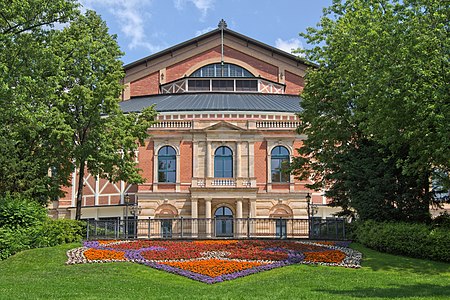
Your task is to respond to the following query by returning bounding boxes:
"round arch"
[154,203,179,217]
[269,204,293,218]
[184,57,262,78]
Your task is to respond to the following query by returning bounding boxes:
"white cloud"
[174,0,215,19]
[195,26,215,36]
[275,38,303,54]
[79,0,162,53]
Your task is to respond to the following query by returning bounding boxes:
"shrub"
[33,219,86,248]
[355,220,450,262]
[0,227,36,260]
[432,212,450,229]
[0,194,47,229]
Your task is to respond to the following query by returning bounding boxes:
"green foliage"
[0,0,79,204]
[355,220,450,262]
[325,140,431,222]
[0,227,35,260]
[432,212,450,229]
[51,10,157,219]
[33,219,86,248]
[0,194,86,260]
[291,0,448,221]
[0,194,47,229]
[0,2,157,210]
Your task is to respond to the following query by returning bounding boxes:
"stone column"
[206,141,212,178]
[191,198,198,238]
[236,198,243,238]
[205,198,212,237]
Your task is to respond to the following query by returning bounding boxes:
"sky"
[79,0,332,65]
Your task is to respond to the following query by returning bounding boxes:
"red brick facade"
[53,26,338,222]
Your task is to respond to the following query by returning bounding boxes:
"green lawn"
[0,243,449,300]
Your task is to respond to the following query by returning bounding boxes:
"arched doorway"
[215,206,233,237]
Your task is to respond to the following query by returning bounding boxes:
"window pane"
[158,172,166,182]
[190,63,254,78]
[166,159,176,171]
[166,171,176,183]
[236,80,257,91]
[212,80,233,91]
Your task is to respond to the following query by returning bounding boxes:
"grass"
[0,243,449,299]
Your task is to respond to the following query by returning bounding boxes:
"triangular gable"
[204,121,244,132]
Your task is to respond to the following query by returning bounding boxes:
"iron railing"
[86,217,347,240]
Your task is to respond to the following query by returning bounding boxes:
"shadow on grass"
[316,283,450,298]
[352,244,450,276]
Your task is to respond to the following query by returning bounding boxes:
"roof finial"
[218,19,227,29]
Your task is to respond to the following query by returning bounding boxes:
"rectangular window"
[188,80,210,91]
[212,80,233,91]
[236,80,258,91]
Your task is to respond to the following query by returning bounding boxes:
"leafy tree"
[0,0,78,203]
[0,2,157,214]
[292,0,448,221]
[52,11,156,219]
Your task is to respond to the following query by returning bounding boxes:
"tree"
[0,0,78,203]
[0,2,157,214]
[52,11,156,220]
[292,0,448,221]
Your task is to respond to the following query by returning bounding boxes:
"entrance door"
[215,206,233,237]
[276,219,287,238]
[161,219,172,238]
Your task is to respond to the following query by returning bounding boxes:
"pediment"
[204,121,244,132]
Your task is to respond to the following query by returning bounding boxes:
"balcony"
[193,177,256,188]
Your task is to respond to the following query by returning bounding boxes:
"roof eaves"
[123,28,221,70]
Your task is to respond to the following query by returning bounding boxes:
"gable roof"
[119,93,302,114]
[123,27,316,70]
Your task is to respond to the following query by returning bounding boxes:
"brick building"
[51,21,339,238]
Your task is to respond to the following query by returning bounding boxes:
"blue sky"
[79,0,332,65]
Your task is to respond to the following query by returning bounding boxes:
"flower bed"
[66,240,361,284]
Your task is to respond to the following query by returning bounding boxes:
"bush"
[0,194,47,229]
[33,219,86,247]
[0,194,87,260]
[432,212,450,229]
[0,227,36,260]
[355,220,450,262]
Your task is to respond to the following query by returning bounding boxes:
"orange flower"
[162,259,265,277]
[84,248,126,261]
[304,250,346,263]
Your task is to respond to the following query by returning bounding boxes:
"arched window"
[190,63,254,77]
[214,206,233,218]
[214,146,233,178]
[271,146,290,183]
[158,146,176,183]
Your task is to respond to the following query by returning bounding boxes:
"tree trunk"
[75,160,86,220]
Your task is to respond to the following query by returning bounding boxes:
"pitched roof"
[123,27,315,70]
[120,93,302,114]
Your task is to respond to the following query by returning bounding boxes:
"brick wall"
[130,72,159,97]
[166,45,278,82]
[254,141,267,191]
[139,141,154,183]
[285,70,305,95]
[180,141,193,183]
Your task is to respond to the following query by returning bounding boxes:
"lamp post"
[306,192,311,238]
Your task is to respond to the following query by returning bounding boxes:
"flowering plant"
[66,240,361,284]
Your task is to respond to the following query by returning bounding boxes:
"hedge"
[355,220,450,262]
